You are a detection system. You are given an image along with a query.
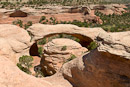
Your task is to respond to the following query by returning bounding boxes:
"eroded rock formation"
[27,23,105,47]
[41,38,87,76]
[0,55,53,87]
[0,24,129,87]
[60,32,130,87]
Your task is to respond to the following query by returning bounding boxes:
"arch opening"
[36,33,94,48]
[29,33,94,77]
[29,42,39,56]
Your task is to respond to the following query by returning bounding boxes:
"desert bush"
[17,55,33,74]
[38,47,43,57]
[38,38,47,45]
[12,19,23,28]
[61,46,67,51]
[24,21,33,29]
[65,54,76,63]
[39,16,46,23]
[95,11,130,32]
[87,41,98,50]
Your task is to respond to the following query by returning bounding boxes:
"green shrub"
[39,16,46,23]
[24,21,33,29]
[17,63,31,74]
[61,46,67,51]
[65,54,76,63]
[17,55,33,74]
[27,21,32,26]
[12,19,23,28]
[87,41,98,50]
[38,38,47,45]
[38,47,43,57]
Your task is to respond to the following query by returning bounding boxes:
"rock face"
[27,23,105,47]
[41,38,87,76]
[68,6,91,14]
[0,24,32,63]
[98,4,127,15]
[0,55,53,87]
[60,32,130,87]
[0,24,71,87]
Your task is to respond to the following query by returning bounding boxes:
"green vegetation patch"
[87,41,98,50]
[17,55,33,74]
[65,54,77,63]
[38,47,43,57]
[61,46,67,51]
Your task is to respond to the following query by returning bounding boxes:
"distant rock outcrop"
[9,10,28,17]
[97,4,127,15]
[68,6,91,15]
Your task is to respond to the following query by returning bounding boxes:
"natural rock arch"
[36,33,93,47]
[28,24,106,47]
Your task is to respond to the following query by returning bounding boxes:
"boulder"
[0,24,32,63]
[41,38,87,76]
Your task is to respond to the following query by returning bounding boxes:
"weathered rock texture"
[0,55,53,87]
[0,24,71,87]
[91,4,127,15]
[0,24,32,63]
[60,32,130,87]
[0,24,130,87]
[27,23,105,47]
[41,38,87,76]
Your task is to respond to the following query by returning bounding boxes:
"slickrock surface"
[0,24,129,87]
[0,24,32,63]
[0,55,54,87]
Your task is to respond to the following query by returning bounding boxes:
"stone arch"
[36,33,93,48]
[27,24,105,48]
